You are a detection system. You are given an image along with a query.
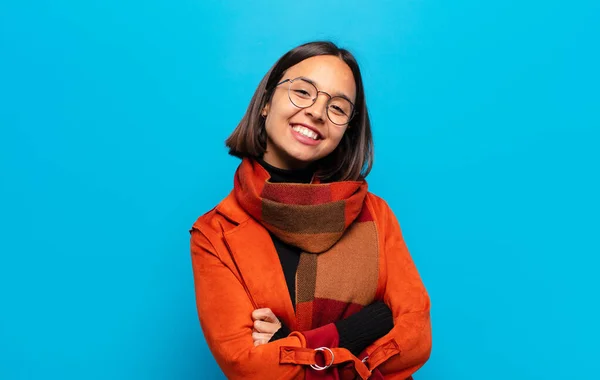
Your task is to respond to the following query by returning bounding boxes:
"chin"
[285,150,322,166]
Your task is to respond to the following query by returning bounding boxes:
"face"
[261,55,357,170]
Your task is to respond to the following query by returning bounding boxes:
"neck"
[261,154,311,171]
[257,157,315,184]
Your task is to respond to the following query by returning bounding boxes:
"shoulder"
[365,191,393,218]
[190,191,250,239]
[365,191,406,236]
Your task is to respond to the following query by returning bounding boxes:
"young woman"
[190,41,431,380]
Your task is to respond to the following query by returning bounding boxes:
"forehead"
[283,55,356,101]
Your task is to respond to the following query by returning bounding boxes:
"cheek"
[329,128,347,145]
[320,129,348,156]
[265,106,301,138]
[269,93,298,119]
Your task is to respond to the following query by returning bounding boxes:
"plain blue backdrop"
[1,1,599,379]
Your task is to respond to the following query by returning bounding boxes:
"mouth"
[290,123,323,141]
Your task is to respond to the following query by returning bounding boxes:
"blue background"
[1,1,599,379]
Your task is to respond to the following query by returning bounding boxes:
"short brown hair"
[225,41,373,182]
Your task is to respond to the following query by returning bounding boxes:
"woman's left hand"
[251,308,282,347]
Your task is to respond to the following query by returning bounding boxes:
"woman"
[190,41,431,379]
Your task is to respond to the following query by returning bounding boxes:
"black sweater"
[259,159,394,356]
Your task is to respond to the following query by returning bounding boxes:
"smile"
[290,124,321,140]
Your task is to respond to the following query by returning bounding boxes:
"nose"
[304,92,330,122]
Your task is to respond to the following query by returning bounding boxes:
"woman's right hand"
[251,308,282,346]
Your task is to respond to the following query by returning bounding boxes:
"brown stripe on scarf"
[266,229,345,254]
[296,253,318,304]
[261,199,346,234]
[314,222,379,305]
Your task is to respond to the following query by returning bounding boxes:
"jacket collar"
[215,191,250,225]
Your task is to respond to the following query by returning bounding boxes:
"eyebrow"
[297,76,354,104]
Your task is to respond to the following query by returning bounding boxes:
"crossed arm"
[190,200,431,379]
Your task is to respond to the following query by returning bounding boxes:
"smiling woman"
[190,41,432,380]
[225,42,372,182]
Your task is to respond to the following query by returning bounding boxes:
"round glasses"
[276,78,356,126]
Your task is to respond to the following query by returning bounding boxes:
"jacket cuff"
[357,339,400,378]
[281,325,373,379]
[302,323,339,370]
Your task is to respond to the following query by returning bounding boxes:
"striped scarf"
[234,158,380,331]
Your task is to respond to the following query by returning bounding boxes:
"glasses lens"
[289,80,317,108]
[327,97,353,125]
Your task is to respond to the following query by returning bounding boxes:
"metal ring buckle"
[361,355,369,364]
[310,347,334,371]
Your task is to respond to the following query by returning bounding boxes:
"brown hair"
[225,41,374,182]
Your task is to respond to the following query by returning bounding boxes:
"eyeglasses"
[276,77,356,126]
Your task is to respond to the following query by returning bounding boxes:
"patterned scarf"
[233,158,380,331]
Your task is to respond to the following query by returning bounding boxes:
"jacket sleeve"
[364,199,432,379]
[190,228,305,380]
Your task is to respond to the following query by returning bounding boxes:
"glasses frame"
[276,78,357,126]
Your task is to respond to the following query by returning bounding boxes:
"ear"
[261,103,270,117]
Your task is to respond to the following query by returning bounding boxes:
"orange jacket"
[190,190,432,379]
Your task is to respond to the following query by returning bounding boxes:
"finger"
[253,339,269,347]
[252,308,279,323]
[252,332,273,342]
[251,308,270,320]
[263,310,279,324]
[253,320,273,333]
[253,320,281,334]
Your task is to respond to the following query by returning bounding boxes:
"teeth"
[292,125,319,140]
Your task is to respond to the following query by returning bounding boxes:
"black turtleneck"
[258,158,394,356]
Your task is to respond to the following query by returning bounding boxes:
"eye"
[329,105,347,116]
[292,89,312,98]
[289,80,317,99]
